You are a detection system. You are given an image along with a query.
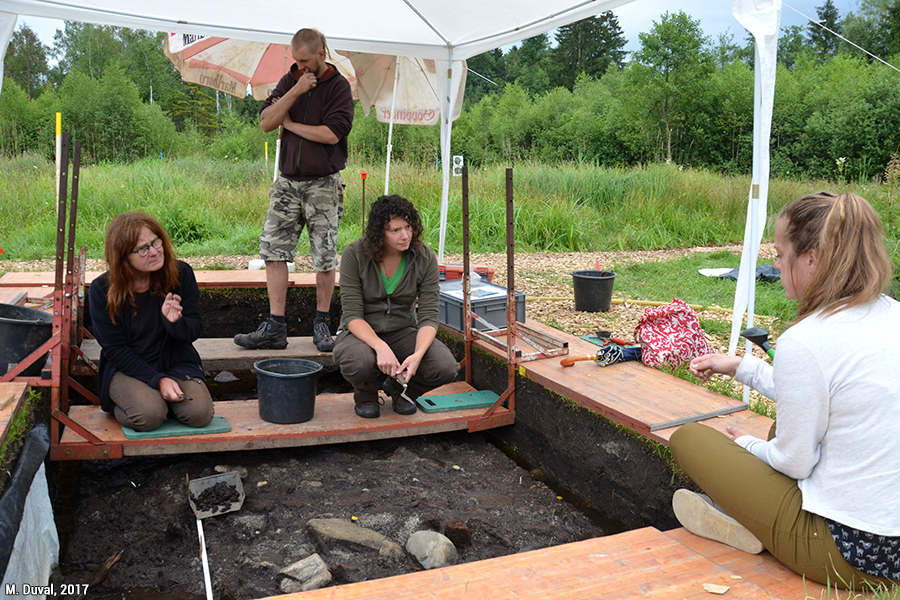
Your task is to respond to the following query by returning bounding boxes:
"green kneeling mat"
[121,416,231,439]
[416,390,500,413]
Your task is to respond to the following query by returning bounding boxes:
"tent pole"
[384,56,401,196]
[437,53,456,263]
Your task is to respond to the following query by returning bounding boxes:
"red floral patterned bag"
[633,298,712,368]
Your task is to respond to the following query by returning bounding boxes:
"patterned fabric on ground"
[826,517,900,580]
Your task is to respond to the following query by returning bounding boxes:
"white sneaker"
[672,489,765,554]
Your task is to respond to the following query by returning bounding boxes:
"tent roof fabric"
[1,0,634,60]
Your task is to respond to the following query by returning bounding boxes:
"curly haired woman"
[333,195,459,418]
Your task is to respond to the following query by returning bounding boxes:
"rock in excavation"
[214,465,249,479]
[308,518,393,552]
[213,371,239,383]
[444,520,471,548]
[378,540,406,561]
[406,531,458,569]
[278,553,332,593]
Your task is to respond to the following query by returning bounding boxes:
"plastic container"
[254,358,323,424]
[438,263,495,282]
[439,279,525,331]
[0,303,53,376]
[571,270,616,312]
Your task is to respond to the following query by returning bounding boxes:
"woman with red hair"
[89,212,213,431]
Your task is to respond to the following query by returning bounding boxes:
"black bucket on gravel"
[0,303,53,377]
[571,270,616,312]
[254,358,323,424]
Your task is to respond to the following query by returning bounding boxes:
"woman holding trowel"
[90,212,214,431]
[333,195,459,419]
[669,192,900,591]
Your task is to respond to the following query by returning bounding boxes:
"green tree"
[505,34,552,96]
[882,0,900,55]
[171,83,218,137]
[628,11,715,163]
[713,30,746,67]
[550,12,627,90]
[839,0,890,58]
[53,21,123,82]
[4,24,49,99]
[119,29,184,113]
[806,0,842,60]
[778,25,808,69]
[464,48,507,106]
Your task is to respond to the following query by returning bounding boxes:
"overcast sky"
[15,0,860,57]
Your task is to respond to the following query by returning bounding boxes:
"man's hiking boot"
[233,318,287,350]
[313,317,335,352]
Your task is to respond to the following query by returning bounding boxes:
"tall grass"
[2,154,895,266]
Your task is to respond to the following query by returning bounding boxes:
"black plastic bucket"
[0,303,53,377]
[571,270,617,312]
[254,358,323,424]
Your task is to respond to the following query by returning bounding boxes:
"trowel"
[741,327,775,360]
[188,472,245,600]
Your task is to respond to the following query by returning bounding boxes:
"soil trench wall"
[444,337,689,532]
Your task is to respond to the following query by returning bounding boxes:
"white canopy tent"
[0,0,779,360]
[0,0,635,261]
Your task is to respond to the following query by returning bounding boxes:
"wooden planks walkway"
[0,270,331,289]
[79,337,336,371]
[55,381,508,460]
[266,526,843,600]
[443,319,774,444]
[0,382,29,444]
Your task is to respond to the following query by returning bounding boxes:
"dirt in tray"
[55,430,614,599]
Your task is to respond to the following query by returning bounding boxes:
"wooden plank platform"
[80,337,335,371]
[0,382,29,443]
[444,318,774,445]
[0,289,27,305]
[0,270,333,289]
[56,381,508,459]
[267,526,842,600]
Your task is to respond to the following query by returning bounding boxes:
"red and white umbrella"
[340,52,466,193]
[164,33,357,100]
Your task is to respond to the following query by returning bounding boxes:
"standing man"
[235,29,354,352]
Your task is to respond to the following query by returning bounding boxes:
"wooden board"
[0,382,29,443]
[444,319,774,445]
[79,337,335,371]
[265,526,843,600]
[0,270,335,289]
[57,381,508,458]
[0,289,27,305]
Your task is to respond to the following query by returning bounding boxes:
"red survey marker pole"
[360,170,368,235]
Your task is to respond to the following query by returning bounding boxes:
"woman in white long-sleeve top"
[671,192,900,591]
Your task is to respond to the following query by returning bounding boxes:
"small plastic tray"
[188,471,245,519]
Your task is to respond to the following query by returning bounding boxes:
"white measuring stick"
[196,518,214,600]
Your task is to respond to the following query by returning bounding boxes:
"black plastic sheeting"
[718,264,782,283]
[0,422,50,580]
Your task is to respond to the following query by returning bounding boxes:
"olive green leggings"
[670,422,898,592]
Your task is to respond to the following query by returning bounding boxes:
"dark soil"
[56,430,614,599]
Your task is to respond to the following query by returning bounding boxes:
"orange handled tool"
[560,354,598,367]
